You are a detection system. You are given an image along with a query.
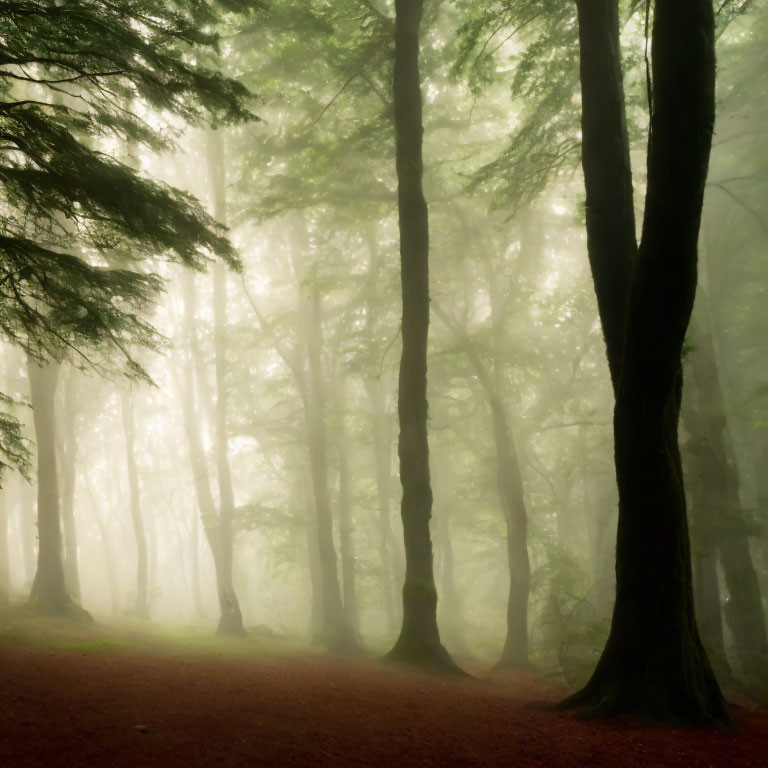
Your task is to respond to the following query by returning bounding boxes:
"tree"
[0,0,253,477]
[0,0,254,614]
[385,0,456,672]
[562,0,730,724]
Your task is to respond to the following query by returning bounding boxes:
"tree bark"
[121,389,149,619]
[27,360,85,618]
[0,491,9,605]
[564,0,728,724]
[686,312,767,678]
[180,272,244,635]
[386,0,456,671]
[304,278,355,651]
[575,0,637,390]
[58,371,81,602]
[207,130,246,636]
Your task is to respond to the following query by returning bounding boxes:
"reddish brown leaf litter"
[1,641,767,767]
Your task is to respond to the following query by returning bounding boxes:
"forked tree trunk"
[207,131,245,636]
[564,0,728,724]
[386,0,456,672]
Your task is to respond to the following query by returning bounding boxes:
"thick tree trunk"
[27,360,85,618]
[575,0,636,389]
[207,131,246,636]
[564,0,728,724]
[386,0,456,671]
[120,389,149,619]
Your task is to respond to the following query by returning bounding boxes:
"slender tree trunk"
[304,278,355,650]
[366,378,400,632]
[27,360,85,617]
[18,478,36,588]
[686,313,767,678]
[58,372,81,602]
[121,389,149,619]
[207,130,245,636]
[336,435,358,636]
[387,0,456,671]
[84,478,120,616]
[565,0,728,724]
[180,271,244,634]
[0,491,9,604]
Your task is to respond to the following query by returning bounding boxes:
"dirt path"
[1,641,766,766]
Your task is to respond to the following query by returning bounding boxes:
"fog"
[1,0,767,749]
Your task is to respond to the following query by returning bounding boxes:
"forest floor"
[1,611,767,767]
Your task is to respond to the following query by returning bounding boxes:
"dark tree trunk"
[207,131,246,637]
[386,0,456,671]
[27,360,86,618]
[575,0,637,388]
[564,0,728,724]
[121,390,149,619]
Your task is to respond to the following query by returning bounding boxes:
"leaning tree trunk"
[121,389,149,619]
[27,360,78,616]
[564,0,728,724]
[207,130,246,636]
[386,0,456,671]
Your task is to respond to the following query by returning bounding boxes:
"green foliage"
[0,0,256,475]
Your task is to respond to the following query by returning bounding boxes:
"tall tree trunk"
[0,491,9,605]
[180,272,244,635]
[207,130,245,636]
[27,360,83,617]
[387,0,456,671]
[365,377,400,634]
[682,379,730,675]
[686,313,767,678]
[304,278,355,650]
[565,0,728,724]
[574,0,636,390]
[336,435,358,636]
[58,372,81,602]
[17,478,36,588]
[121,389,149,619]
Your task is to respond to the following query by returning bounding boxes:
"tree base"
[217,612,247,637]
[27,596,93,624]
[558,656,732,727]
[384,635,467,677]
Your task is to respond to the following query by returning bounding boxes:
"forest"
[1,0,768,764]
